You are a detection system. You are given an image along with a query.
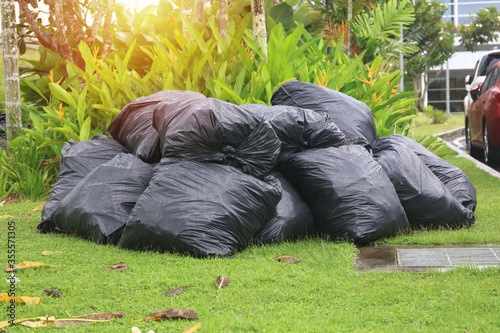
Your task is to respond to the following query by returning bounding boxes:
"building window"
[438,0,500,25]
[427,69,470,113]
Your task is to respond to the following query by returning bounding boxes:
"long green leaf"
[91,104,121,116]
[79,117,91,141]
[21,78,48,103]
[49,83,77,110]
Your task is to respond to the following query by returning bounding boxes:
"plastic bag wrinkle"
[118,160,281,257]
[39,135,128,233]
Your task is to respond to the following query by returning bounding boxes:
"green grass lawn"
[1,153,499,332]
[408,112,465,138]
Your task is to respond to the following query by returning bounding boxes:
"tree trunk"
[196,0,205,22]
[102,0,115,57]
[181,0,194,39]
[219,0,228,42]
[413,73,425,111]
[347,0,352,57]
[251,0,268,55]
[1,0,22,143]
[54,0,75,63]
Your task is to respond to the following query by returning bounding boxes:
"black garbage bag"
[118,160,282,257]
[382,134,477,216]
[373,137,474,229]
[108,90,207,163]
[254,171,315,244]
[240,104,346,157]
[0,113,5,136]
[278,145,411,245]
[153,97,281,179]
[270,81,377,147]
[39,135,128,232]
[50,153,154,244]
[0,113,5,150]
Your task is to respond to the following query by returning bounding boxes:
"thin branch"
[63,0,86,45]
[17,0,57,51]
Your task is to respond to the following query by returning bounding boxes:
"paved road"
[450,135,500,173]
[452,136,467,151]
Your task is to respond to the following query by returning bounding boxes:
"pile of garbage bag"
[39,82,477,257]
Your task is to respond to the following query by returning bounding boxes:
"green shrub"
[1,136,53,201]
[424,105,449,124]
[0,150,16,199]
[15,5,420,182]
[414,134,457,158]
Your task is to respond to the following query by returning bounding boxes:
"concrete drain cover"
[397,248,500,268]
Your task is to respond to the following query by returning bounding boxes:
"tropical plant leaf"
[269,3,294,27]
[49,83,77,110]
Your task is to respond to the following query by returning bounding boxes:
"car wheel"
[483,123,500,167]
[466,120,482,159]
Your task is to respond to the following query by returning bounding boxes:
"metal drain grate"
[397,248,500,268]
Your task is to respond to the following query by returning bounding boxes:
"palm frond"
[350,0,417,62]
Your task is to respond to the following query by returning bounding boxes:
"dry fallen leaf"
[53,319,109,327]
[0,317,39,329]
[139,309,199,322]
[65,310,124,320]
[32,204,44,211]
[275,256,301,264]
[0,293,40,305]
[20,316,56,327]
[20,314,116,328]
[215,276,230,289]
[5,261,56,272]
[37,316,56,322]
[131,329,155,333]
[184,322,201,333]
[104,262,128,271]
[0,215,13,219]
[41,157,59,168]
[44,289,61,298]
[112,262,126,269]
[165,285,192,297]
[21,213,32,217]
[42,251,63,256]
[21,320,48,328]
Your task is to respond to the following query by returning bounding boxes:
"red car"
[466,62,500,167]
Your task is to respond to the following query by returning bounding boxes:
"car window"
[481,68,499,95]
[472,60,479,78]
[478,54,500,76]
